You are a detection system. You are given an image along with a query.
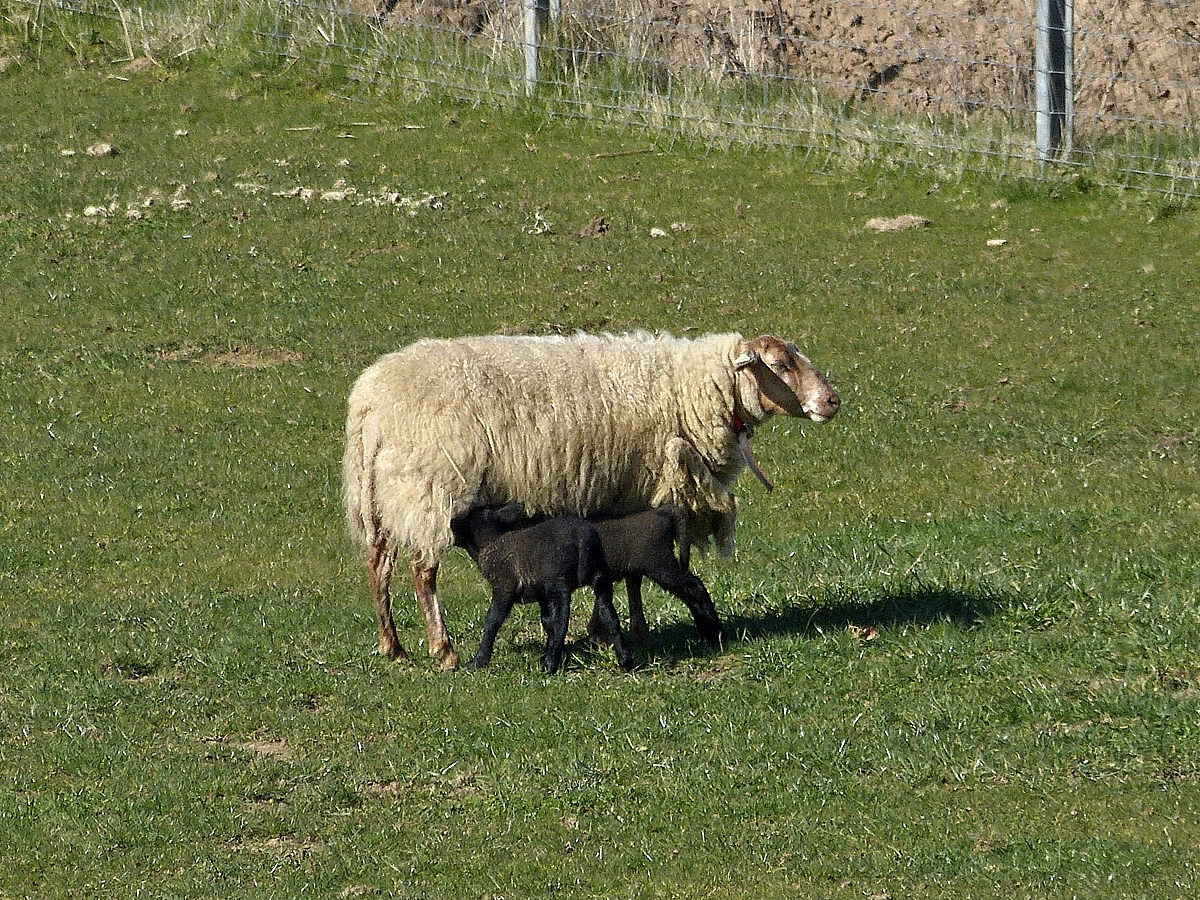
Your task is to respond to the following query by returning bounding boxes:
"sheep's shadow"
[637,580,1004,664]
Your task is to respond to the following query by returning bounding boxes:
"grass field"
[2,21,1200,900]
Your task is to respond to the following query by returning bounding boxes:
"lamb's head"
[734,335,841,424]
[451,502,528,559]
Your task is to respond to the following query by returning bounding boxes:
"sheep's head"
[734,335,840,424]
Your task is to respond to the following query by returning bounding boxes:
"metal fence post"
[1036,0,1073,160]
[1064,0,1074,157]
[524,0,550,96]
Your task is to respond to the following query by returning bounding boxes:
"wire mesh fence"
[10,0,1200,195]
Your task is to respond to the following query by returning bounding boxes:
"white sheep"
[343,330,840,669]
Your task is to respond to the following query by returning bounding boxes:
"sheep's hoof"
[434,647,460,672]
[628,623,651,644]
[378,636,407,660]
[699,623,725,648]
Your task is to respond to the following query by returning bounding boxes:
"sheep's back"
[348,332,741,555]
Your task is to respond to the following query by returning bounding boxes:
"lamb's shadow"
[638,580,1004,663]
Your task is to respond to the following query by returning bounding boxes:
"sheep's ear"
[734,349,759,370]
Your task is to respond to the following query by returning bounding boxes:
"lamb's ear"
[734,349,759,370]
[496,502,526,524]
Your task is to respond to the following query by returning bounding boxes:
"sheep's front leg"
[412,560,459,671]
[471,589,514,670]
[540,590,572,674]
[590,579,634,671]
[369,536,406,659]
[656,437,739,555]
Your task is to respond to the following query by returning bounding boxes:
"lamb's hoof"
[628,624,651,644]
[434,648,460,672]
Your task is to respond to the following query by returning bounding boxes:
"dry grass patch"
[148,343,301,367]
[211,346,302,368]
[228,738,296,761]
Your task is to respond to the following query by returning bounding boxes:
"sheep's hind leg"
[588,575,651,643]
[624,575,651,643]
[369,536,406,660]
[676,574,724,647]
[412,560,459,671]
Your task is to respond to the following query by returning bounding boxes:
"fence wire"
[12,1,1200,195]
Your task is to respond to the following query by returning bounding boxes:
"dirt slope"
[362,0,1200,135]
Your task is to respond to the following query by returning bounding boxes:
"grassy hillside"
[1,27,1198,900]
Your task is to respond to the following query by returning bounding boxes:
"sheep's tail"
[343,401,380,556]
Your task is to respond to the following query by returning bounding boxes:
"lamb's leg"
[471,589,513,670]
[625,575,650,643]
[646,564,724,647]
[369,536,405,659]
[411,559,459,671]
[540,590,571,674]
[588,575,650,643]
[676,573,724,647]
[591,579,634,671]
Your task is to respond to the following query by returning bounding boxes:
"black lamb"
[588,506,724,646]
[451,505,634,674]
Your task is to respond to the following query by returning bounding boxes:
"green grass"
[2,26,1200,900]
